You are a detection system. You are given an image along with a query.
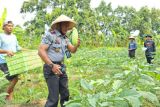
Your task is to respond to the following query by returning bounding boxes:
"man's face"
[130,38,134,41]
[3,23,14,34]
[146,36,151,40]
[60,22,69,35]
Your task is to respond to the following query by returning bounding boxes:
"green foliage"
[65,47,160,107]
[0,8,7,33]
[0,72,8,104]
[13,25,41,49]
[0,47,160,106]
[19,0,160,47]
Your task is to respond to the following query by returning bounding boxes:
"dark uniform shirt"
[144,40,156,55]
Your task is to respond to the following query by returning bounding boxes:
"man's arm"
[144,41,146,47]
[153,41,156,52]
[67,38,80,53]
[38,44,62,75]
[128,43,131,50]
[0,49,14,56]
[38,44,53,65]
[135,42,137,50]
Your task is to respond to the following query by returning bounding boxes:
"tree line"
[1,0,160,48]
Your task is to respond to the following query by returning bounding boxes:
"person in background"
[128,36,137,58]
[0,21,22,100]
[38,15,80,107]
[144,34,156,64]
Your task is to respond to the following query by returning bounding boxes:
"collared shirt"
[41,30,71,62]
[0,33,22,64]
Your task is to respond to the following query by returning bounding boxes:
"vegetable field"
[0,0,160,107]
[0,46,160,107]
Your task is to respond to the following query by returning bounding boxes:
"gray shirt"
[41,30,71,62]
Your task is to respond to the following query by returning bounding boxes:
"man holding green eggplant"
[38,15,80,107]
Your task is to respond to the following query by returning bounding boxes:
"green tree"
[150,8,160,34]
[20,0,160,47]
[21,0,101,46]
[138,6,152,36]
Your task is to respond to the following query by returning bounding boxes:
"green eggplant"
[71,27,78,46]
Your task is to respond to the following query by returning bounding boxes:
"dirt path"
[4,99,46,107]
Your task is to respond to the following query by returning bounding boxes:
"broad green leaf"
[66,103,82,107]
[124,70,131,75]
[141,74,154,82]
[108,96,124,101]
[124,96,141,107]
[153,87,160,90]
[113,73,124,79]
[0,8,7,31]
[153,70,160,74]
[90,79,104,85]
[88,97,97,107]
[0,80,8,87]
[69,88,81,96]
[98,102,109,107]
[87,93,101,107]
[119,89,140,98]
[80,79,93,90]
[64,99,81,107]
[138,91,160,106]
[155,67,160,72]
[98,92,108,100]
[112,80,123,90]
[138,79,155,85]
[114,100,129,107]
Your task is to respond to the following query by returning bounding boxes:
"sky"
[91,0,160,9]
[0,0,24,26]
[0,0,160,26]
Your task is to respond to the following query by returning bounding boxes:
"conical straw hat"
[51,15,76,30]
[129,36,135,39]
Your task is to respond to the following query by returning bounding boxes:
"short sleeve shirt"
[0,33,22,63]
[41,30,71,62]
[129,41,137,50]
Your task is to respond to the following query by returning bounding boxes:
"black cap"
[145,34,152,38]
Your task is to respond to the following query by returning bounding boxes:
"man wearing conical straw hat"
[128,35,137,58]
[38,15,80,107]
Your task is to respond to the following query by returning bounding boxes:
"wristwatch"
[48,63,54,68]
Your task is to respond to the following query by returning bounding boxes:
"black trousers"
[0,63,18,81]
[43,64,69,107]
[146,55,153,64]
[129,50,135,58]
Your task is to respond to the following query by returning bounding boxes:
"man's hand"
[6,51,14,57]
[75,37,80,48]
[67,37,81,53]
[52,64,63,76]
